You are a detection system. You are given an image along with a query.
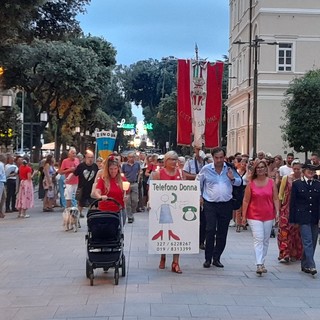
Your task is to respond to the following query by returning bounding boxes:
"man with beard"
[279,153,294,181]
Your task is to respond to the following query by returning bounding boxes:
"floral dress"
[278,174,303,261]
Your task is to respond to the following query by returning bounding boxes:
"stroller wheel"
[121,255,126,277]
[114,268,119,285]
[90,273,94,286]
[86,259,91,279]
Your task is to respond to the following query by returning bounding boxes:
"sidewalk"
[1,198,320,320]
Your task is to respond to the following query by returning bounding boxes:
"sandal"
[171,262,182,274]
[159,255,166,269]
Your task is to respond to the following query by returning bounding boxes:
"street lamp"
[1,95,13,108]
[233,35,278,158]
[25,111,48,162]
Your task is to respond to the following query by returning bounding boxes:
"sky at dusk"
[78,0,229,66]
[77,0,229,121]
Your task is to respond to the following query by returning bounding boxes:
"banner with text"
[148,180,200,254]
[177,59,224,148]
[95,130,117,160]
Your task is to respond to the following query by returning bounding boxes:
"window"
[278,43,292,71]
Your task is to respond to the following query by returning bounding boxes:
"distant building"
[227,1,320,157]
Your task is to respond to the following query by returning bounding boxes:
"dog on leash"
[63,207,80,232]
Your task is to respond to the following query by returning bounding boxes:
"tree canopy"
[0,0,90,45]
[282,69,320,157]
[1,35,117,159]
[116,58,177,150]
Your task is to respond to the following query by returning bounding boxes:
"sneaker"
[261,264,268,273]
[310,268,317,275]
[199,243,206,250]
[128,217,134,223]
[256,264,263,275]
[279,257,290,263]
[229,220,236,227]
[80,213,85,218]
[22,214,30,218]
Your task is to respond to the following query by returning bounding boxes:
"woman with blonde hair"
[151,150,183,274]
[242,159,279,275]
[92,155,128,223]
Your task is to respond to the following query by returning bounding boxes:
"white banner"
[148,180,200,254]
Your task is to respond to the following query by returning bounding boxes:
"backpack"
[225,162,243,210]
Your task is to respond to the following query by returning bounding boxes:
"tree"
[1,37,116,160]
[0,0,90,45]
[154,92,177,150]
[32,0,90,41]
[117,57,177,149]
[0,0,45,45]
[281,69,320,160]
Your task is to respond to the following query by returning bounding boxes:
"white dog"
[63,207,80,232]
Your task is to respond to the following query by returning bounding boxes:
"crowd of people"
[1,147,320,277]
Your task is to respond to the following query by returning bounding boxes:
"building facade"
[227,0,320,157]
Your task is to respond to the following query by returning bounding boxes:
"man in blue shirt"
[197,147,242,268]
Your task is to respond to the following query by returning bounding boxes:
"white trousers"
[247,219,274,265]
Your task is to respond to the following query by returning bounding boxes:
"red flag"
[177,60,224,148]
[177,60,192,145]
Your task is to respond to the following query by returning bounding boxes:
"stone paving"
[1,198,320,320]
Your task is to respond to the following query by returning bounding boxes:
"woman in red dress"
[152,151,183,274]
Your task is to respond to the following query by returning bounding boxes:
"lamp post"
[26,111,48,162]
[233,35,278,158]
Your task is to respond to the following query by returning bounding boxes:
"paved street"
[1,197,320,320]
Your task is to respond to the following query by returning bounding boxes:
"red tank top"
[159,168,181,180]
[247,178,275,221]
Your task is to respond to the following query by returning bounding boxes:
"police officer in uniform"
[289,163,320,276]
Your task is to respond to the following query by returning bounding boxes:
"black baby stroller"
[85,198,125,285]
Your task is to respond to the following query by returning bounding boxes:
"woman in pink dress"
[16,158,34,218]
[152,151,183,274]
[242,159,279,275]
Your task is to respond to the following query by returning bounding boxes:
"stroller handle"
[89,197,123,210]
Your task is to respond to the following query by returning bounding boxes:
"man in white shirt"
[279,153,294,178]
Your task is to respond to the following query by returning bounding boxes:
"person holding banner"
[197,147,242,269]
[151,151,183,274]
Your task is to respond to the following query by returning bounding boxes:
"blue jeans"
[58,176,77,208]
[300,224,318,269]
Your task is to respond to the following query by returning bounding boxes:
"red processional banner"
[177,59,224,148]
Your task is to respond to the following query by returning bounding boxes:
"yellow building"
[227,1,320,157]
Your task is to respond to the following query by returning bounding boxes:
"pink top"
[247,178,275,221]
[60,158,80,185]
